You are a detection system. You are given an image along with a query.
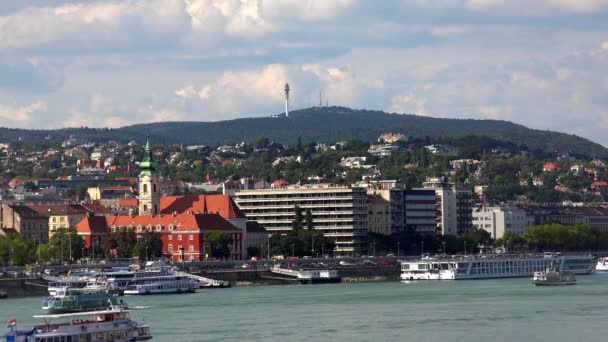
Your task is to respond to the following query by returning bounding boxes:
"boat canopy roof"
[33,308,131,319]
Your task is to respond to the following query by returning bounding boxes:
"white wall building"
[472,206,528,239]
[420,177,472,236]
[234,184,368,256]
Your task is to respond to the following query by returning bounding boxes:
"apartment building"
[234,184,368,256]
[472,206,528,239]
[404,189,437,234]
[420,177,472,236]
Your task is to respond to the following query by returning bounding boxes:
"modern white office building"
[234,184,368,256]
[472,206,528,239]
[420,177,472,236]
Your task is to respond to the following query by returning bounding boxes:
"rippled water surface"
[3,273,608,342]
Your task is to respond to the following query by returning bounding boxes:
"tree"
[305,208,314,230]
[204,231,232,259]
[292,205,303,231]
[132,231,163,260]
[102,228,137,259]
[49,228,85,261]
[33,243,53,264]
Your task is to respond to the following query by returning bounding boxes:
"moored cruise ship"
[400,253,595,280]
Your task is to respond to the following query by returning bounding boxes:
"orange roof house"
[160,194,245,219]
[543,163,558,172]
[75,212,243,261]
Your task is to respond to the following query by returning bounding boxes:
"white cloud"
[138,106,186,122]
[388,93,428,115]
[64,109,131,128]
[0,0,189,51]
[90,93,113,113]
[0,101,47,127]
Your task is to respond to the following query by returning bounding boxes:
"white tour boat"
[532,269,576,286]
[4,307,152,342]
[123,275,198,295]
[596,257,608,272]
[400,253,595,281]
[47,278,90,296]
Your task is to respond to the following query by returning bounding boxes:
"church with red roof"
[75,137,245,261]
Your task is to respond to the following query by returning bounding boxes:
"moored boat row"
[400,253,595,281]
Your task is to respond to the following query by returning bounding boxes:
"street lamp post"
[322,243,325,258]
[421,241,424,256]
[397,242,400,257]
[68,231,72,262]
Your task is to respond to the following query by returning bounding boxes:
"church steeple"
[138,136,160,216]
[139,135,155,176]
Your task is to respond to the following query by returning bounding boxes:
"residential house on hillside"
[378,132,408,143]
[340,157,374,169]
[425,144,457,154]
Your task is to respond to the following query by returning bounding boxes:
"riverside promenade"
[0,256,403,297]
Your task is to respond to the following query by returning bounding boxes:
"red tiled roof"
[160,194,245,219]
[28,204,88,216]
[76,213,240,234]
[592,181,608,188]
[101,185,132,191]
[81,202,112,213]
[118,198,139,208]
[272,179,289,187]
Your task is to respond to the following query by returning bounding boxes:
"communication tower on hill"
[284,83,290,117]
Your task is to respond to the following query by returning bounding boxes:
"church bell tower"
[138,136,160,216]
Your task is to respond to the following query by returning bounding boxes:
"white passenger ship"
[400,253,595,280]
[4,307,151,342]
[123,275,198,295]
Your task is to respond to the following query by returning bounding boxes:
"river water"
[2,273,608,342]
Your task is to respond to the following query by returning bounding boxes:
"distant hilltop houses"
[4,127,608,259]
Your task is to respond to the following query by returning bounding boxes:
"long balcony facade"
[234,184,368,256]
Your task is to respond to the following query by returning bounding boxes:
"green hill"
[1,106,606,158]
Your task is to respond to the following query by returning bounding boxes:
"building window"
[168,235,172,240]
[189,245,194,252]
[111,226,116,232]
[189,234,193,241]
[143,184,148,193]
[137,225,143,232]
[60,217,65,223]
[143,205,147,212]
[168,244,173,252]
[178,235,182,241]
[52,217,56,223]
[153,184,157,193]
[156,225,162,232]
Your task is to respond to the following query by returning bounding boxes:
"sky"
[1,0,608,144]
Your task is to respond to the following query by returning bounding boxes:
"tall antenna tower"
[284,83,290,117]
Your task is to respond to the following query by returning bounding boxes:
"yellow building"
[28,204,89,238]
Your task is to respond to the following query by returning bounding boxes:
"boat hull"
[297,278,342,284]
[533,281,576,286]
